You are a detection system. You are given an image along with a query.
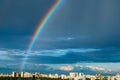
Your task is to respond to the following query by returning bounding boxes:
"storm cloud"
[0,0,120,74]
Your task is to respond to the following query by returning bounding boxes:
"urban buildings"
[0,72,120,80]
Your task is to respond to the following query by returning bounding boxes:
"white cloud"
[0,51,9,54]
[58,37,75,41]
[59,66,74,71]
[86,66,105,71]
[37,37,76,42]
[0,48,102,61]
[0,48,99,57]
[29,48,101,56]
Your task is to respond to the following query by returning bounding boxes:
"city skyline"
[0,71,120,80]
[0,0,120,75]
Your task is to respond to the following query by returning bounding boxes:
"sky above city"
[0,0,120,75]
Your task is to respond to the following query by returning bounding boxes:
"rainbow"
[20,0,62,71]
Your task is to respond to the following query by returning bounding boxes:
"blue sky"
[0,0,120,75]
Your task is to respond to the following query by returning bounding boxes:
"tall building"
[70,72,79,77]
[69,72,86,80]
[21,72,24,77]
[96,74,102,80]
[108,76,111,80]
[12,72,17,77]
[61,74,67,79]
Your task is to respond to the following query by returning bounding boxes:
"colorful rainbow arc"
[20,0,62,70]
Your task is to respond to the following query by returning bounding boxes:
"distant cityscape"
[0,71,120,80]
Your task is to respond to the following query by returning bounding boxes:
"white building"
[54,74,59,78]
[12,72,18,77]
[41,74,48,77]
[111,76,115,80]
[24,72,32,77]
[69,72,86,80]
[108,76,111,80]
[115,73,120,80]
[21,72,24,77]
[90,76,96,80]
[70,72,79,77]
[61,74,67,79]
[48,74,59,78]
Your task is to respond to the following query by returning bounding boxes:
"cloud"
[0,48,100,57]
[59,66,74,71]
[0,48,102,64]
[0,49,23,54]
[74,65,112,73]
[0,62,116,75]
[0,48,101,57]
[29,63,113,74]
[57,37,75,41]
[86,66,105,71]
[0,51,9,54]
[0,48,120,64]
[29,48,101,56]
[39,37,75,42]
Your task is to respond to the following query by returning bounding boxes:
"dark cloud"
[0,0,55,35]
[0,0,120,50]
[25,48,120,64]
[0,0,55,49]
[0,0,120,74]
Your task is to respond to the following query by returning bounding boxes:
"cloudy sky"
[0,0,120,75]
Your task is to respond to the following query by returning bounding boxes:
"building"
[61,74,67,79]
[115,73,120,80]
[70,72,79,77]
[90,76,96,80]
[21,72,24,77]
[69,72,86,80]
[12,72,18,77]
[24,72,32,77]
